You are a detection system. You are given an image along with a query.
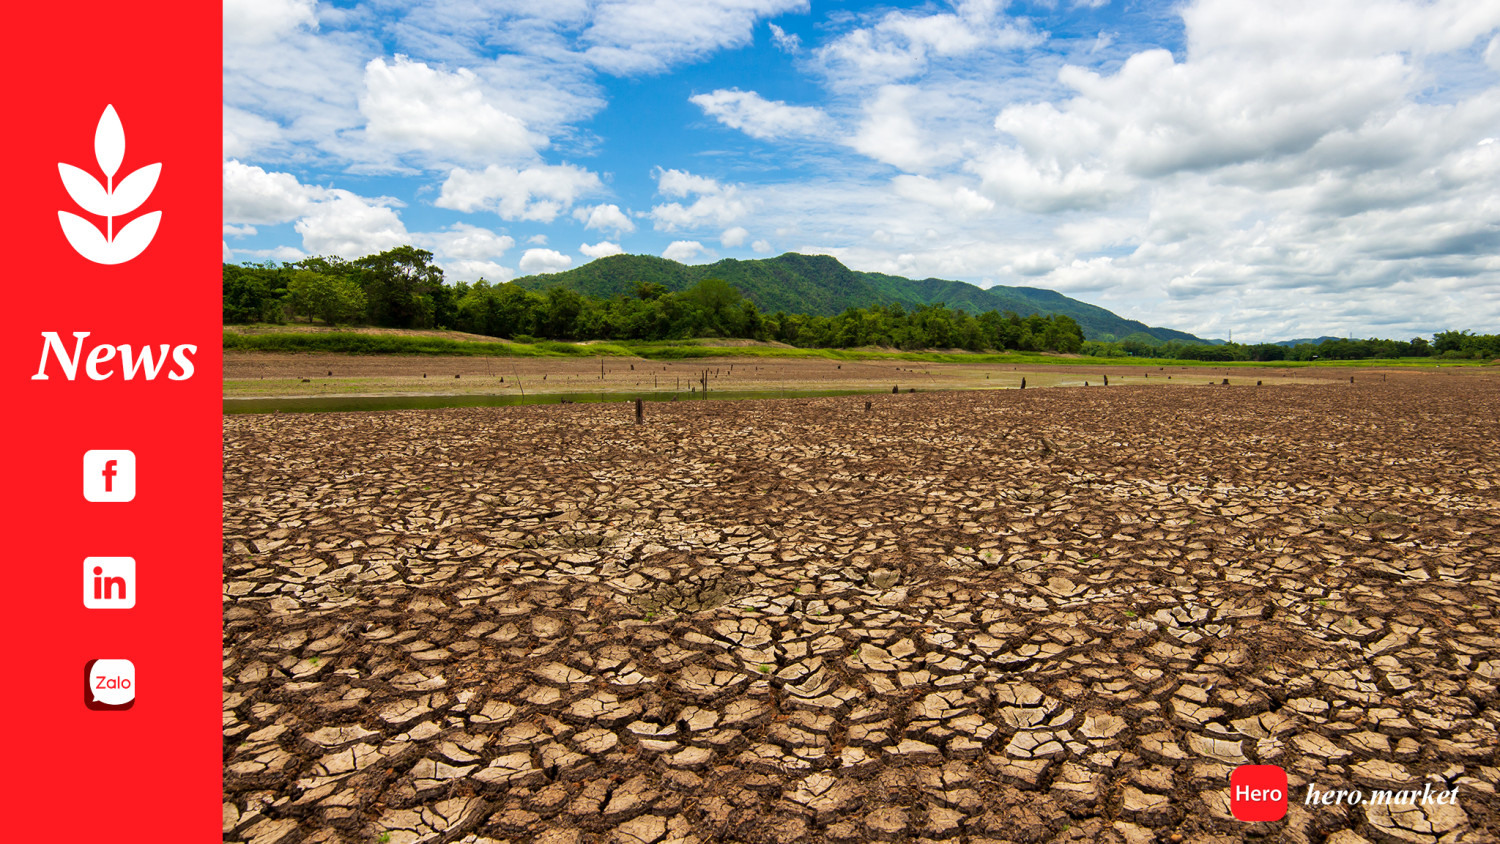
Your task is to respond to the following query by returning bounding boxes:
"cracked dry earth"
[223,373,1500,844]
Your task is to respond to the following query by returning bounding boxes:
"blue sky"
[224,0,1500,341]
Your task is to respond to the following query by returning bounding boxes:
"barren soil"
[224,373,1500,844]
[225,352,1372,398]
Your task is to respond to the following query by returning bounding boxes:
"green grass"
[223,329,1493,368]
[224,331,637,358]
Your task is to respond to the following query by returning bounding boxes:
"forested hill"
[514,252,1210,344]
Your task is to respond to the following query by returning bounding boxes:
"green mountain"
[514,252,1208,344]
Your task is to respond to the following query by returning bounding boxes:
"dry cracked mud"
[224,373,1500,844]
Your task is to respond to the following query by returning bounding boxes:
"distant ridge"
[514,252,1209,344]
[1272,336,1343,347]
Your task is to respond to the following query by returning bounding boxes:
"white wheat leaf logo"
[58,105,162,264]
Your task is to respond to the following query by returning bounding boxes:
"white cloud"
[222,160,421,261]
[580,0,810,74]
[437,163,603,221]
[967,147,1129,212]
[690,89,828,140]
[1486,34,1500,70]
[418,223,515,261]
[721,226,750,247]
[360,56,546,164]
[519,248,574,274]
[649,168,752,231]
[411,220,518,279]
[752,239,773,253]
[656,168,723,198]
[574,203,637,234]
[295,193,410,258]
[222,7,371,164]
[580,241,624,259]
[849,85,958,172]
[662,240,712,263]
[255,245,310,262]
[223,0,316,44]
[223,160,326,225]
[528,234,550,245]
[770,23,801,53]
[223,107,286,160]
[891,175,995,215]
[816,0,1040,86]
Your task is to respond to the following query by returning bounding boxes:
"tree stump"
[635,398,643,424]
[892,385,898,393]
[1020,377,1026,389]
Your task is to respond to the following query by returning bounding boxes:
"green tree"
[684,277,744,336]
[354,246,445,328]
[222,262,289,324]
[286,270,367,325]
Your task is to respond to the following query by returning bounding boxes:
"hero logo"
[31,332,196,381]
[58,104,161,265]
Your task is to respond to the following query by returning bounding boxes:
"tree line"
[1083,332,1499,362]
[224,248,1495,359]
[223,248,1085,353]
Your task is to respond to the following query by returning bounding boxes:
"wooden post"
[1020,377,1026,389]
[1103,374,1108,386]
[635,398,643,424]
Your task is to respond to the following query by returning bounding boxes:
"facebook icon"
[83,450,135,502]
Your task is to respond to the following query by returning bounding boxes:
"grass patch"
[223,328,1493,368]
[224,331,635,358]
